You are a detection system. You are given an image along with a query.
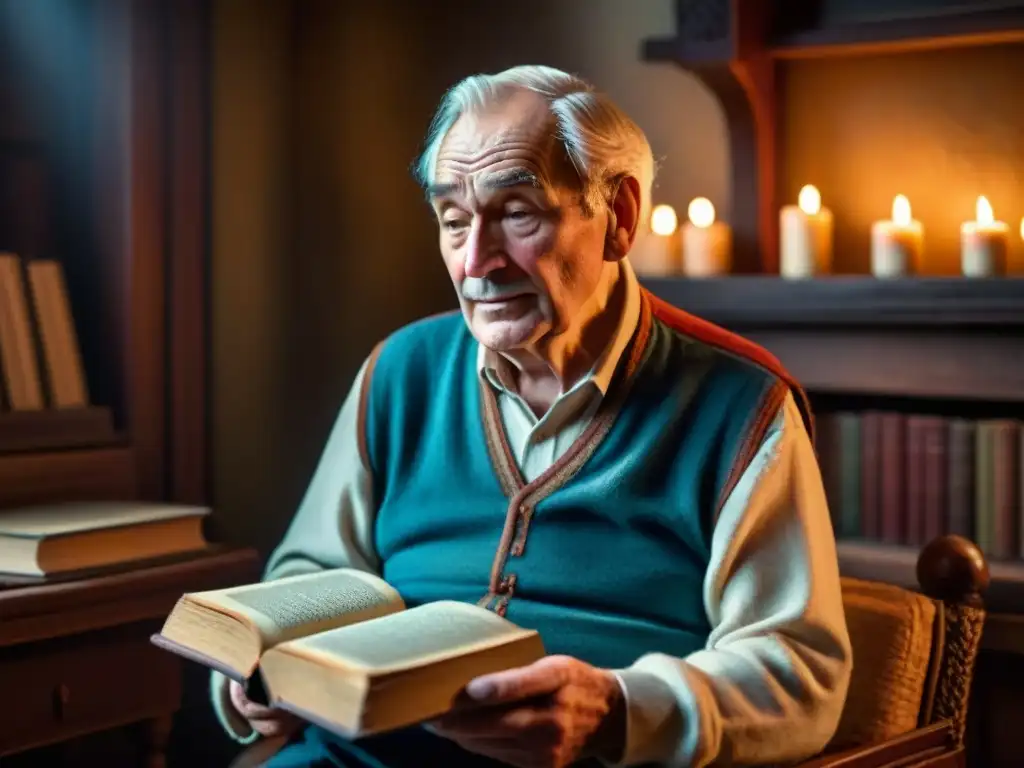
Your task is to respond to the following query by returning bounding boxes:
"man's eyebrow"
[426,168,542,200]
[483,168,542,190]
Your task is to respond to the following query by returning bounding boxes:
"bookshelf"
[0,0,208,508]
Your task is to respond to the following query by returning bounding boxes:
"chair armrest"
[792,721,958,768]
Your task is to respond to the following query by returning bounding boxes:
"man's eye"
[506,210,533,221]
[443,219,468,231]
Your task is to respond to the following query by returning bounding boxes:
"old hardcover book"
[152,569,545,737]
[860,410,883,541]
[947,419,976,540]
[879,412,906,545]
[0,501,209,576]
[904,415,927,547]
[836,412,861,539]
[920,416,948,545]
[990,420,1020,561]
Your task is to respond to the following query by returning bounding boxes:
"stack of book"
[816,411,1021,561]
[0,501,211,581]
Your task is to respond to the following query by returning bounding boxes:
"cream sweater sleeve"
[211,355,382,743]
[612,392,853,767]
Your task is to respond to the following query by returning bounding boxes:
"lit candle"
[631,204,682,276]
[870,194,923,278]
[779,184,833,279]
[682,197,731,277]
[961,196,1008,277]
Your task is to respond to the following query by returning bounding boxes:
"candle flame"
[650,204,678,236]
[892,194,912,227]
[976,196,994,226]
[1020,216,1024,240]
[798,185,821,216]
[687,197,716,229]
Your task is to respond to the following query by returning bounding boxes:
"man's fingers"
[464,656,570,704]
[251,717,297,738]
[433,703,540,737]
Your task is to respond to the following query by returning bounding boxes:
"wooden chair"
[792,534,988,768]
[231,535,988,768]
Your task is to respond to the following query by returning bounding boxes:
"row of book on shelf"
[0,252,90,412]
[815,410,1022,561]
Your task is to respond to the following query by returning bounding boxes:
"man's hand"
[430,655,626,768]
[228,680,302,738]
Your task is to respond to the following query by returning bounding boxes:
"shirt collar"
[476,258,642,397]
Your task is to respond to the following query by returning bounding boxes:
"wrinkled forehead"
[430,94,576,197]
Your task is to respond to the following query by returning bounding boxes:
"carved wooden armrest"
[792,721,959,768]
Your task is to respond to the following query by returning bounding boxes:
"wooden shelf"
[0,407,120,454]
[643,276,1024,402]
[641,276,1024,328]
[644,3,1024,65]
[771,4,1024,60]
[0,446,137,509]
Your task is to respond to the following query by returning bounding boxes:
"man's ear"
[604,175,642,262]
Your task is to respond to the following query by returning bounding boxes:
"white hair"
[412,65,656,225]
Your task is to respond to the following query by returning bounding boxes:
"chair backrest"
[828,535,988,751]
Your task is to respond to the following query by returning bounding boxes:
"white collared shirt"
[476,260,641,482]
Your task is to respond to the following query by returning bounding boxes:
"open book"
[151,569,545,737]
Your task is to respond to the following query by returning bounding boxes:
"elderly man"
[212,65,852,768]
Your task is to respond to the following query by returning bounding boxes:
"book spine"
[904,416,927,546]
[837,412,862,539]
[879,412,906,545]
[860,411,883,540]
[947,419,976,540]
[921,417,948,544]
[991,421,1020,561]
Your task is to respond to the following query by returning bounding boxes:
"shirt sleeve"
[211,352,383,743]
[611,391,853,767]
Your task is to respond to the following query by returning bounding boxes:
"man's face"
[429,90,609,353]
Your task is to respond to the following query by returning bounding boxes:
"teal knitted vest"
[363,291,805,670]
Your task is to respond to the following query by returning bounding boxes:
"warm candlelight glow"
[687,197,716,229]
[976,196,994,226]
[650,204,678,236]
[961,195,1008,277]
[1020,217,1024,240]
[798,185,821,216]
[892,194,912,227]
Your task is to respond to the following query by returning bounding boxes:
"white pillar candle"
[871,194,923,278]
[631,204,682,276]
[682,197,731,277]
[961,196,1008,277]
[779,184,833,279]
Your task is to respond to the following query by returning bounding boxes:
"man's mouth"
[474,292,530,304]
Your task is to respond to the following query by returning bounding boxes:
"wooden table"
[0,547,260,766]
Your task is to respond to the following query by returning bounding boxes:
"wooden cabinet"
[0,548,259,765]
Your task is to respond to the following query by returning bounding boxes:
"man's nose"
[464,219,506,278]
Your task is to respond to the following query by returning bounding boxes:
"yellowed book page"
[287,600,537,674]
[190,568,405,649]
